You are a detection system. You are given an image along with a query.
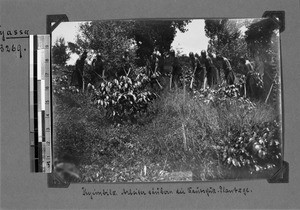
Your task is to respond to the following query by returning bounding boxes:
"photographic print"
[51,18,283,183]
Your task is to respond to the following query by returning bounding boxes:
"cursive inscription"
[81,185,253,200]
[0,25,29,58]
[82,187,117,199]
[0,25,29,41]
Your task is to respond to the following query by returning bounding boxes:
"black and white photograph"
[51,18,283,183]
[2,0,300,209]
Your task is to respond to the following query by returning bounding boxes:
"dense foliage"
[204,19,247,72]
[53,70,282,182]
[52,18,282,183]
[245,18,280,62]
[68,21,137,79]
[193,86,281,175]
[89,73,158,123]
[132,20,190,66]
[52,37,70,66]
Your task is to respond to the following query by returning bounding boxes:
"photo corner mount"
[46,14,69,34]
[262,11,285,32]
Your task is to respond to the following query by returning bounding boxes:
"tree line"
[53,18,280,102]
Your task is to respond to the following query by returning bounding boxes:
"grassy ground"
[52,81,282,183]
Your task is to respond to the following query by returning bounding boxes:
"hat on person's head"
[169,50,175,57]
[201,50,206,58]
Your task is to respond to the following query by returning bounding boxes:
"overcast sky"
[171,19,209,55]
[52,20,210,65]
[52,21,81,65]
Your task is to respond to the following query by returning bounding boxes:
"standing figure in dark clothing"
[201,50,217,88]
[190,52,206,90]
[216,54,235,85]
[195,53,207,89]
[148,52,159,77]
[239,57,262,99]
[170,50,182,89]
[147,52,162,89]
[189,52,196,89]
[91,54,105,84]
[254,55,265,79]
[71,51,87,89]
[208,52,220,86]
[239,57,254,74]
[121,50,131,77]
[189,52,196,73]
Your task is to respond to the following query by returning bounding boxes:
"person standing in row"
[148,51,159,77]
[91,53,105,84]
[203,50,218,88]
[71,51,88,89]
[189,52,206,90]
[147,51,163,90]
[239,57,254,75]
[208,52,221,86]
[200,50,219,88]
[216,54,235,85]
[254,55,265,79]
[240,57,257,98]
[122,50,131,77]
[170,50,182,89]
[115,50,131,78]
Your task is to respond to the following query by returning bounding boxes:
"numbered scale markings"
[29,35,52,173]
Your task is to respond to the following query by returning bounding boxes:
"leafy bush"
[90,74,158,123]
[52,64,80,95]
[214,121,281,174]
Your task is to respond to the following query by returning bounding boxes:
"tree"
[131,20,190,67]
[245,18,279,63]
[245,18,281,105]
[69,20,137,78]
[52,37,70,66]
[69,20,190,77]
[204,19,247,72]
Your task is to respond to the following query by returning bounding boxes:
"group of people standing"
[170,50,236,90]
[70,49,259,95]
[70,51,105,89]
[171,49,261,93]
[71,50,134,89]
